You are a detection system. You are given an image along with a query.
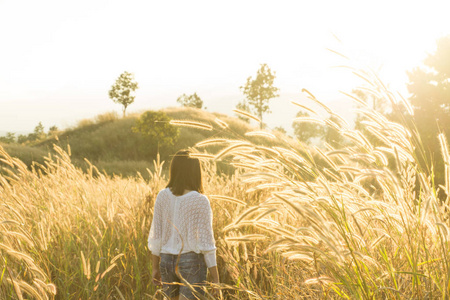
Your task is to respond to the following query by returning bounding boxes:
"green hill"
[3,107,301,178]
[38,107,256,158]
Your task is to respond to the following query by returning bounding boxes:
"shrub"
[77,118,95,128]
[95,111,119,124]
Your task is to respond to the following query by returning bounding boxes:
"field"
[2,74,450,299]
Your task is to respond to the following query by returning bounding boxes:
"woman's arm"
[208,265,220,297]
[149,191,164,286]
[208,265,219,283]
[197,196,218,276]
[148,191,164,255]
[151,254,161,286]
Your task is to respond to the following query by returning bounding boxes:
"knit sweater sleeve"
[148,190,164,256]
[197,196,217,268]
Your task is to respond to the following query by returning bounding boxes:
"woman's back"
[148,149,219,299]
[148,188,216,266]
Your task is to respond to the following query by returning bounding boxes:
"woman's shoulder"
[157,188,172,199]
[187,192,210,206]
[186,190,206,198]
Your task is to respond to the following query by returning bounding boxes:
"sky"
[1,0,450,135]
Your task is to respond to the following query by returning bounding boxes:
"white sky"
[1,0,450,134]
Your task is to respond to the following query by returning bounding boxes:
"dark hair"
[166,149,204,196]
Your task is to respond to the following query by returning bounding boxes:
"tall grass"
[1,67,450,299]
[0,146,164,299]
[192,68,450,299]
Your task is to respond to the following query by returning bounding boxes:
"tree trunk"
[258,99,263,129]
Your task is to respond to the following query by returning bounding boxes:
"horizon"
[1,0,450,135]
[0,93,355,136]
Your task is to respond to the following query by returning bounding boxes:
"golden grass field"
[2,69,450,299]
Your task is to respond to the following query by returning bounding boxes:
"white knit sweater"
[148,188,217,268]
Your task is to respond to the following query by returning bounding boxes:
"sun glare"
[0,0,449,132]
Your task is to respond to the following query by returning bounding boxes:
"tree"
[29,122,46,141]
[273,126,287,135]
[48,125,59,137]
[109,71,139,117]
[235,100,251,123]
[407,35,450,196]
[177,93,203,108]
[15,122,47,144]
[240,64,279,129]
[17,134,28,144]
[407,35,450,144]
[132,111,179,156]
[0,132,15,144]
[292,111,322,143]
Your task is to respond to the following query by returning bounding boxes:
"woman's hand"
[151,254,162,286]
[208,266,220,297]
[152,268,161,286]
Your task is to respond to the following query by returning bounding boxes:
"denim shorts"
[160,252,207,299]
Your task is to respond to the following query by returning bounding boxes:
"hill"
[2,107,303,178]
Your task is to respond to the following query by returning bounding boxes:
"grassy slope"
[42,107,256,159]
[2,107,303,178]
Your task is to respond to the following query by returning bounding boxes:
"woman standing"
[148,149,219,299]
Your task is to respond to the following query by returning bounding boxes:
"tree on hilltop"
[109,71,139,117]
[177,93,203,109]
[240,64,279,129]
[132,111,179,156]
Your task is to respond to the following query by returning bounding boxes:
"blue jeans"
[160,252,207,299]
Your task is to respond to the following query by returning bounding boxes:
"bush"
[1,143,48,167]
[95,111,119,124]
[77,118,95,128]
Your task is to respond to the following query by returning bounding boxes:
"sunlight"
[0,0,449,131]
[2,1,450,298]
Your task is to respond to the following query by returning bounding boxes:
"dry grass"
[0,146,164,299]
[1,68,450,299]
[197,68,450,299]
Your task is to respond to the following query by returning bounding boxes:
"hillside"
[2,107,303,178]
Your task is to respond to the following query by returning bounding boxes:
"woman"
[148,149,219,300]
